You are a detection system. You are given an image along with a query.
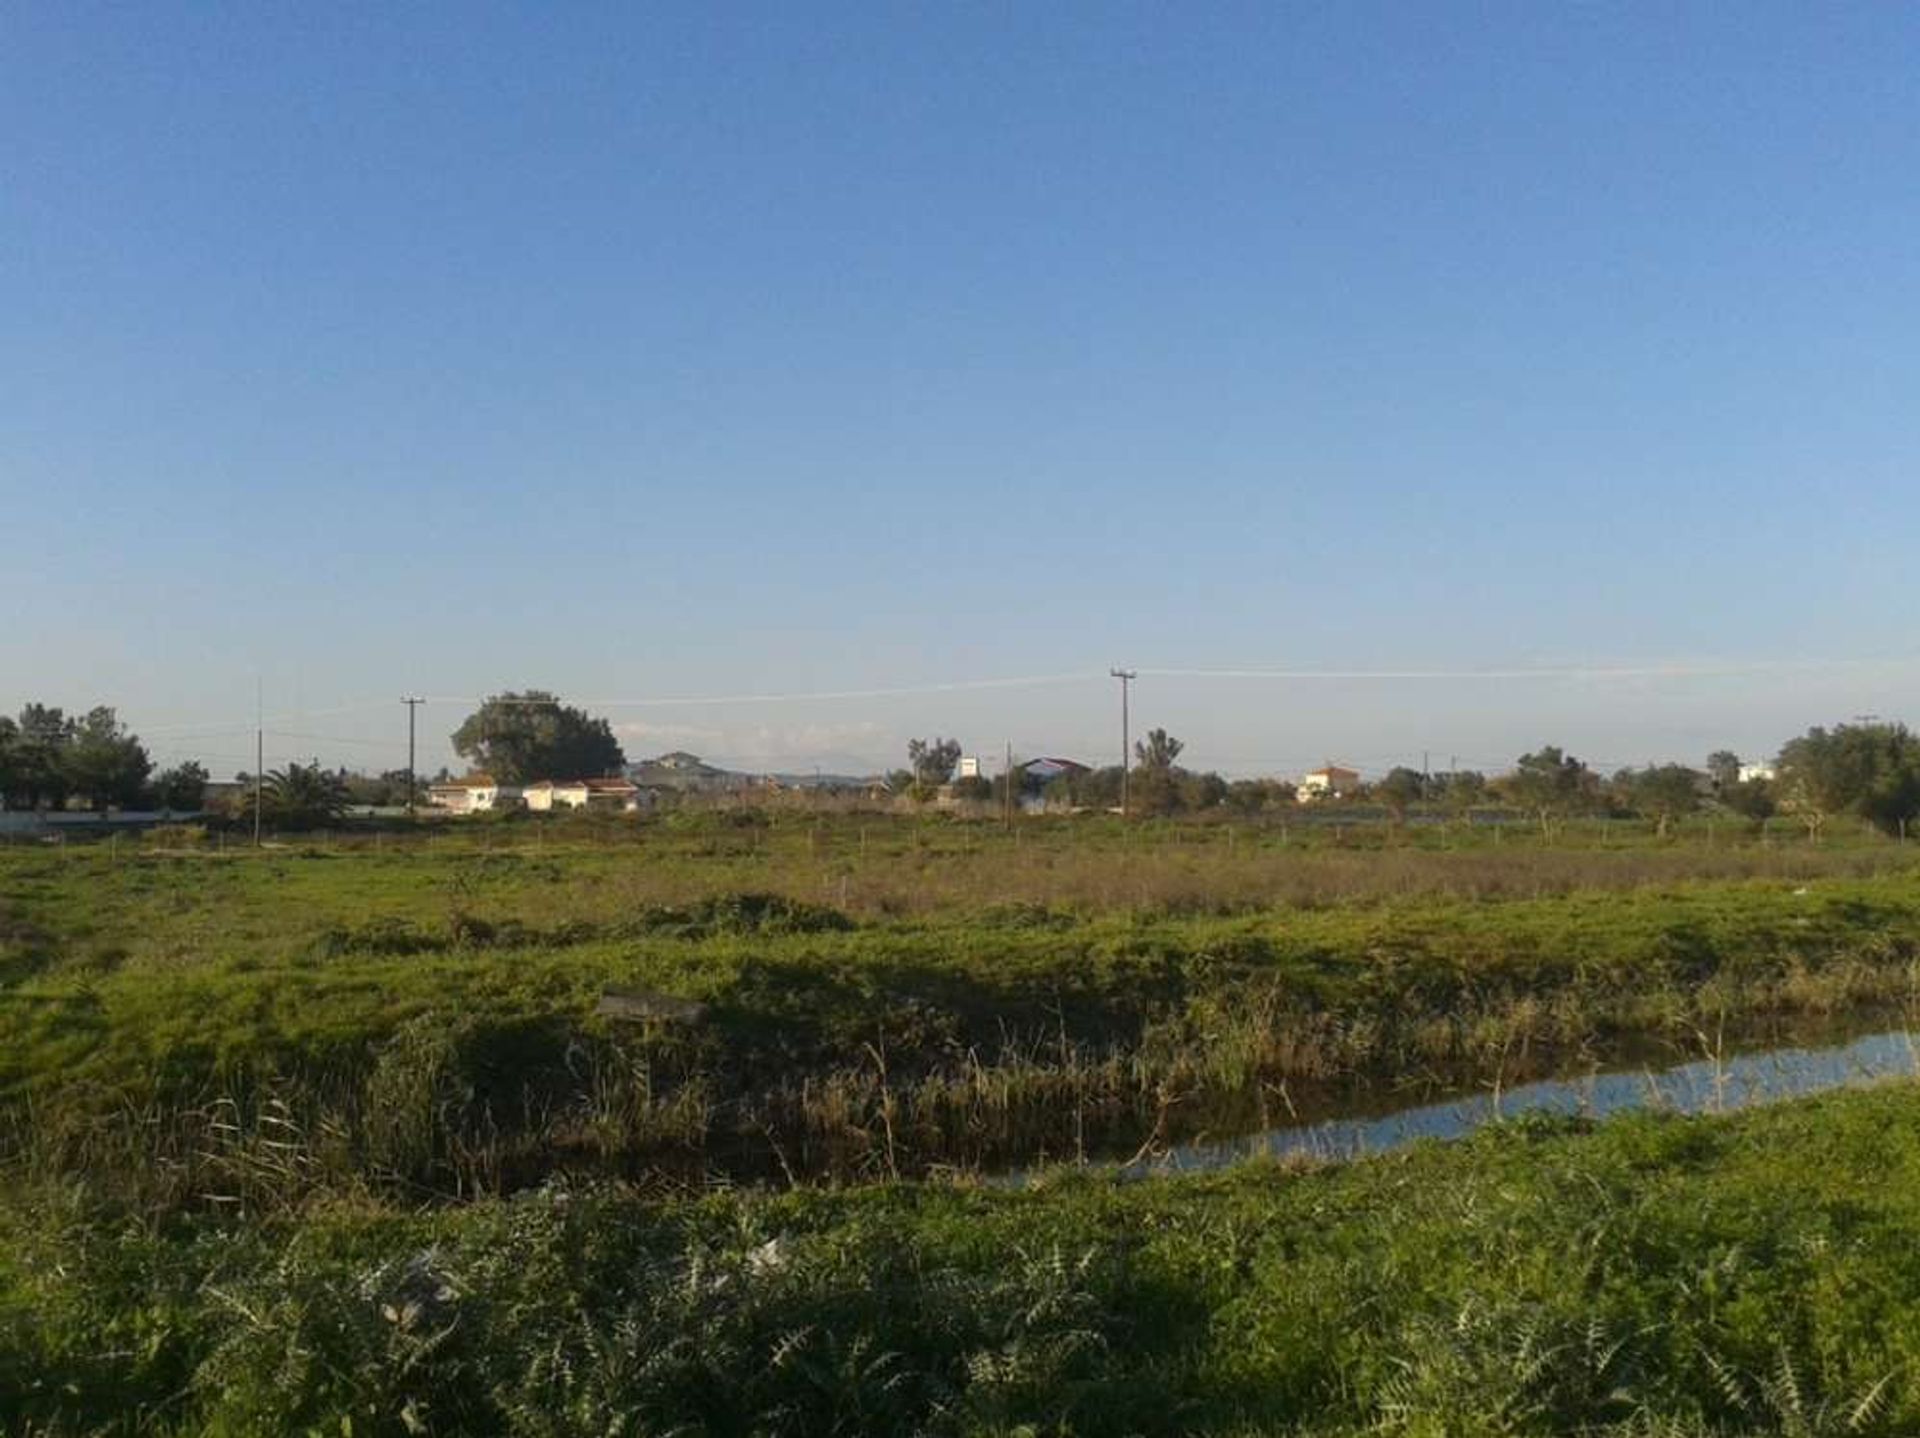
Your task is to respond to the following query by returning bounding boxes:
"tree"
[1133,728,1184,772]
[10,704,72,810]
[1058,765,1122,811]
[1777,723,1920,839]
[153,761,209,811]
[341,768,426,808]
[61,706,152,811]
[1374,766,1427,822]
[1225,778,1296,814]
[1125,729,1189,815]
[1179,770,1229,811]
[1432,770,1487,818]
[950,774,993,804]
[0,716,17,808]
[1705,750,1742,792]
[905,738,962,792]
[451,692,625,785]
[1501,746,1599,833]
[1623,764,1703,836]
[1723,776,1776,822]
[262,762,350,830]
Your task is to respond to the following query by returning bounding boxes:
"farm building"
[1297,764,1362,800]
[426,777,522,814]
[1022,757,1091,785]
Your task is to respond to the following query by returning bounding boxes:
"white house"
[521,777,646,812]
[1297,764,1362,800]
[426,777,522,814]
[1737,762,1777,784]
[578,777,644,809]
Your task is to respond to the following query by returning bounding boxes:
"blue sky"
[5,3,1919,778]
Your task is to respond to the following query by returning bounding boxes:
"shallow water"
[1037,1026,1920,1184]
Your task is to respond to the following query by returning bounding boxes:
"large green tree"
[61,706,152,811]
[905,737,962,795]
[0,716,17,808]
[1502,746,1599,832]
[1374,766,1427,822]
[9,704,72,809]
[152,761,209,811]
[1620,764,1703,836]
[450,692,626,784]
[1705,750,1742,791]
[1777,722,1920,838]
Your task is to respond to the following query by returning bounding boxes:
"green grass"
[8,823,1920,1193]
[11,1079,1920,1434]
[11,815,1920,1431]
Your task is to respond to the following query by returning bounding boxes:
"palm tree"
[263,761,349,830]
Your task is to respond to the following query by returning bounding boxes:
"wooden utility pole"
[1110,668,1137,819]
[402,697,424,816]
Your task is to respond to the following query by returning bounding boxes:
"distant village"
[0,689,1867,838]
[427,751,1417,816]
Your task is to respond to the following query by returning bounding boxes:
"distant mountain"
[626,752,739,790]
[626,752,884,792]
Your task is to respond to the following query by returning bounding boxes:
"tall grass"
[11,1083,1920,1434]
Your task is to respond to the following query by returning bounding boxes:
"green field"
[8,813,1920,1432]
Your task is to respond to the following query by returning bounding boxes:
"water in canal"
[1074,1024,1920,1183]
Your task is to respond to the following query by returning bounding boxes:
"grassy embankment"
[10,1080,1920,1434]
[6,814,1920,1196]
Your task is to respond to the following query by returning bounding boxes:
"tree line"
[10,689,1920,841]
[0,704,177,812]
[0,702,430,824]
[895,720,1920,835]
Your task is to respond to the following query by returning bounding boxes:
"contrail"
[1134,658,1917,682]
[135,654,1918,736]
[421,671,1103,709]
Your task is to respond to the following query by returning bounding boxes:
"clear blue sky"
[6,3,1919,778]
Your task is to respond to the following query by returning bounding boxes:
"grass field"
[8,814,1920,1194]
[8,811,1920,1432]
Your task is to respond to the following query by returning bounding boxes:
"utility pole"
[1004,739,1014,830]
[1110,668,1137,819]
[252,678,263,848]
[402,697,424,817]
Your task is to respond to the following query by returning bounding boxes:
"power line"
[266,729,396,748]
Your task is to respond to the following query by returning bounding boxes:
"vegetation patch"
[12,1083,1920,1433]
